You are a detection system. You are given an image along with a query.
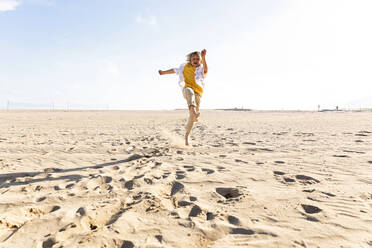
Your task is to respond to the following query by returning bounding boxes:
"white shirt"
[173,63,206,90]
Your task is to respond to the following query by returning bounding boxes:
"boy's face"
[191,55,201,67]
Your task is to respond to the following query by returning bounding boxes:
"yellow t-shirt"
[183,64,203,96]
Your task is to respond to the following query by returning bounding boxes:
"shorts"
[183,87,201,108]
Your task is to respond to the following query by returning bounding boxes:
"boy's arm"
[201,49,208,74]
[158,69,175,75]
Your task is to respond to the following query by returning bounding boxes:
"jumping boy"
[158,49,208,146]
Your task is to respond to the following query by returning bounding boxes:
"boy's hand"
[201,49,208,74]
[158,70,163,75]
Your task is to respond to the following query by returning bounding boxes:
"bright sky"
[1,0,372,110]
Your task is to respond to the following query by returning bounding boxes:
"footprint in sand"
[170,181,184,196]
[170,211,180,219]
[27,205,60,217]
[230,228,254,235]
[76,207,86,216]
[273,172,295,183]
[216,187,242,199]
[34,185,43,191]
[121,240,134,248]
[333,154,349,158]
[217,166,227,172]
[206,212,215,220]
[42,237,57,248]
[188,205,202,217]
[295,175,320,184]
[235,159,248,164]
[274,160,285,164]
[301,204,322,214]
[145,197,161,213]
[259,148,274,152]
[143,177,152,184]
[321,191,336,197]
[65,183,75,189]
[303,189,316,193]
[355,133,368,137]
[50,206,60,212]
[277,173,320,185]
[151,161,162,169]
[161,172,170,179]
[242,142,256,145]
[307,196,321,202]
[155,235,163,243]
[227,215,240,226]
[58,223,77,232]
[302,213,320,222]
[37,196,47,202]
[124,180,134,190]
[283,177,295,183]
[178,201,192,207]
[176,170,186,179]
[133,174,144,179]
[86,175,113,191]
[183,165,195,172]
[201,168,215,174]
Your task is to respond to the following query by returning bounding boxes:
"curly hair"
[186,51,201,64]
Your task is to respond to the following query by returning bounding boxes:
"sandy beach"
[0,110,371,248]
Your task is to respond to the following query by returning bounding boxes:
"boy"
[159,49,208,145]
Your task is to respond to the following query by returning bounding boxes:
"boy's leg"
[194,93,201,122]
[183,88,197,119]
[185,105,195,145]
[183,88,197,145]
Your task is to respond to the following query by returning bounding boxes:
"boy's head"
[186,51,201,67]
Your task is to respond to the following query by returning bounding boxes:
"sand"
[0,110,371,248]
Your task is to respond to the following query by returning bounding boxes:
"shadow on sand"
[0,154,143,189]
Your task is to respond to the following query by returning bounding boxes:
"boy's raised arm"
[201,49,208,74]
[158,69,175,75]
